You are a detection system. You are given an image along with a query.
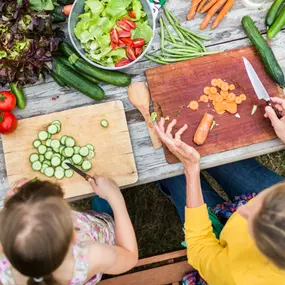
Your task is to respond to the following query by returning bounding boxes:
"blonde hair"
[252,182,285,269]
[0,180,74,285]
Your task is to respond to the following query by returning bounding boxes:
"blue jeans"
[91,196,114,217]
[159,158,284,224]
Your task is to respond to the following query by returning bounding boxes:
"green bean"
[157,56,198,62]
[159,18,165,49]
[162,53,198,59]
[163,48,199,55]
[145,54,167,64]
[176,24,212,41]
[164,36,198,49]
[164,8,180,25]
[167,42,200,51]
[161,17,176,44]
[186,32,206,52]
[179,29,202,51]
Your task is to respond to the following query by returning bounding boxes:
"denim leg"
[207,158,284,200]
[91,196,114,217]
[158,174,225,224]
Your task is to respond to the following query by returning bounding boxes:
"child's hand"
[88,176,124,205]
[5,178,29,203]
[265,97,285,144]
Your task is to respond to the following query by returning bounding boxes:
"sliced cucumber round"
[79,146,89,157]
[72,154,83,165]
[30,154,39,163]
[47,124,58,135]
[86,144,94,151]
[39,154,45,163]
[46,139,52,147]
[51,139,60,150]
[87,150,95,160]
[41,164,49,174]
[74,146,80,154]
[62,159,71,169]
[63,147,74,158]
[38,131,48,141]
[52,120,61,126]
[100,119,109,128]
[44,167,54,177]
[60,135,68,145]
[51,156,61,167]
[65,169,74,178]
[32,161,42,171]
[82,160,92,171]
[44,160,52,167]
[44,151,53,160]
[38,145,47,155]
[65,137,75,147]
[33,140,42,149]
[55,167,65,180]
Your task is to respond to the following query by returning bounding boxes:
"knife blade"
[65,162,93,182]
[243,57,283,119]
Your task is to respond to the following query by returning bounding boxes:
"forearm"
[185,166,204,208]
[110,198,138,258]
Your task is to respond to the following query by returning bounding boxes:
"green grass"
[72,150,285,259]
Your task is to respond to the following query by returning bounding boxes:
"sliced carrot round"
[229,84,235,91]
[220,90,228,99]
[200,95,209,103]
[204,87,211,95]
[226,102,237,114]
[221,82,229,91]
[235,96,243,104]
[240,94,247,101]
[210,87,217,94]
[227,93,236,103]
[188,100,199,110]
[215,94,223,103]
[217,110,225,115]
[211,79,218,87]
[217,79,223,88]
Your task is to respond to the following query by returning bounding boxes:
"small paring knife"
[65,162,95,183]
[243,57,283,119]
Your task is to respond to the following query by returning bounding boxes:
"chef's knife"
[65,162,95,183]
[243,57,283,119]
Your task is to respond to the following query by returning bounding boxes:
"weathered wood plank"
[0,2,284,205]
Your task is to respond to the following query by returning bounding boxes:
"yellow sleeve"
[185,204,234,285]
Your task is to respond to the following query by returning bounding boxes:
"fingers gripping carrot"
[211,0,235,29]
[187,0,200,20]
[201,0,218,13]
[200,0,228,30]
[197,0,208,12]
[194,113,214,145]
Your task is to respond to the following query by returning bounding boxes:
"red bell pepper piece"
[115,58,131,67]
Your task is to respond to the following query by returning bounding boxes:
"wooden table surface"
[0,0,284,207]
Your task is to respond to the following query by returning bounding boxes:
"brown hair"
[252,182,285,269]
[0,180,74,285]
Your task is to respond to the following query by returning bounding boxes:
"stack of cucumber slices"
[29,120,95,180]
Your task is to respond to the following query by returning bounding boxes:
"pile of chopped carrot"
[187,78,247,115]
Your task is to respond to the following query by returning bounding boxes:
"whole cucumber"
[242,16,285,88]
[53,56,99,84]
[55,63,105,101]
[267,6,285,39]
[59,42,132,87]
[9,82,26,109]
[51,71,66,87]
[266,0,285,27]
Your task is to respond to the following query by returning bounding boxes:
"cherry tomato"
[135,47,143,56]
[118,40,126,47]
[133,38,145,48]
[118,29,131,38]
[110,28,119,44]
[122,17,136,29]
[0,111,17,134]
[111,41,118,50]
[126,46,136,61]
[120,38,134,47]
[0,91,16,112]
[115,58,131,67]
[128,10,136,18]
[116,21,131,31]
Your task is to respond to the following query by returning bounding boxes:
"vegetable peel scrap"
[150,112,157,122]
[235,113,241,119]
[210,120,216,131]
[165,116,170,121]
[251,105,258,115]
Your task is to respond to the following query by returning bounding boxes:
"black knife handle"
[267,101,283,119]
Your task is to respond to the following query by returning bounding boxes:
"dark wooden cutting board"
[145,46,284,164]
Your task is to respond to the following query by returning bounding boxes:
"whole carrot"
[193,113,214,145]
[187,0,200,20]
[197,0,208,12]
[212,0,235,29]
[200,0,228,30]
[201,0,218,13]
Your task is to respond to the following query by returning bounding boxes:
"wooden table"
[0,0,284,207]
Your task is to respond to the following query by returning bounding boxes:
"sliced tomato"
[135,47,143,56]
[133,38,145,48]
[110,28,119,44]
[115,58,131,67]
[111,41,118,50]
[116,21,131,31]
[118,40,126,47]
[118,29,131,38]
[126,46,136,61]
[122,17,136,29]
[120,37,134,47]
[128,10,136,18]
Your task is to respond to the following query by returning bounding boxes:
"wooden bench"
[100,249,193,285]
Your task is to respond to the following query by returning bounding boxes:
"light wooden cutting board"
[2,101,138,199]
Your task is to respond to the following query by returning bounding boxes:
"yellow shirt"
[185,204,285,285]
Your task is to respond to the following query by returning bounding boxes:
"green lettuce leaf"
[131,21,153,42]
[29,0,54,11]
[85,0,104,15]
[105,0,132,17]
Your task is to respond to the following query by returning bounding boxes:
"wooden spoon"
[128,82,162,149]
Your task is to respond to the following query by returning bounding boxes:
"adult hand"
[88,176,124,205]
[264,97,285,144]
[155,118,200,172]
[5,178,29,203]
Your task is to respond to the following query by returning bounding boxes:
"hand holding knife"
[65,162,96,184]
[243,57,283,119]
